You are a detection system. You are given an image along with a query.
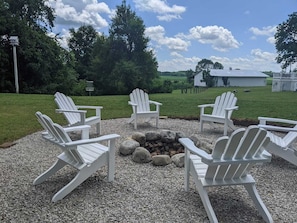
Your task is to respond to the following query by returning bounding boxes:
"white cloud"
[145,25,190,51]
[249,26,276,36]
[250,48,276,61]
[170,52,183,58]
[209,49,280,71]
[47,0,110,30]
[186,25,241,52]
[48,29,71,49]
[158,49,281,72]
[249,26,277,45]
[267,36,275,44]
[157,14,181,21]
[158,56,200,72]
[133,0,186,21]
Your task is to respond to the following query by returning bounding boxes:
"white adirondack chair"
[54,92,103,134]
[258,116,297,166]
[34,111,120,202]
[199,91,238,136]
[128,88,162,129]
[179,126,273,223]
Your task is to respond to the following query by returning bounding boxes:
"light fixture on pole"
[9,36,19,93]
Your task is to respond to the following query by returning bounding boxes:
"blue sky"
[47,0,296,72]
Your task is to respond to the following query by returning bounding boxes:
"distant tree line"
[0,0,171,95]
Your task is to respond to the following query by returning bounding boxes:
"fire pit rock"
[119,130,195,167]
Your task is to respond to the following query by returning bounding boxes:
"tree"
[275,12,297,70]
[195,59,223,87]
[68,25,98,79]
[213,62,224,69]
[107,0,158,94]
[185,69,194,83]
[195,59,213,72]
[0,0,78,94]
[203,70,214,87]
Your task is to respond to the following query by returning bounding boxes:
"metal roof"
[209,69,269,77]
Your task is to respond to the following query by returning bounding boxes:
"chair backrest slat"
[205,126,269,181]
[54,92,80,125]
[36,111,84,164]
[130,88,150,112]
[212,92,237,118]
[52,123,84,164]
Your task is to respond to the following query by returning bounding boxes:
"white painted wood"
[179,126,273,223]
[54,92,103,134]
[34,112,120,202]
[128,88,162,129]
[198,91,238,135]
[258,116,297,166]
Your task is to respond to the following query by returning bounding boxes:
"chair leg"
[244,183,273,223]
[196,183,218,223]
[107,139,116,182]
[223,122,228,136]
[95,122,101,135]
[81,128,90,139]
[52,167,93,202]
[156,116,159,128]
[199,120,204,132]
[128,115,137,129]
[33,159,66,185]
[184,150,191,192]
[134,115,137,129]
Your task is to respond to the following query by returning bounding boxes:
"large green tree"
[275,12,297,70]
[68,25,98,79]
[0,0,78,94]
[107,0,158,94]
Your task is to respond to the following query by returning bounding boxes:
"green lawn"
[1,86,296,145]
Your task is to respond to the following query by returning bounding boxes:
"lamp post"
[9,36,19,93]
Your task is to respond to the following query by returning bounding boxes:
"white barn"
[194,69,268,87]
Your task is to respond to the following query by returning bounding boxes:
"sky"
[46,0,297,72]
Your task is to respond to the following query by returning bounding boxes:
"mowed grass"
[1,85,296,145]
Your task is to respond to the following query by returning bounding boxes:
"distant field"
[159,75,187,81]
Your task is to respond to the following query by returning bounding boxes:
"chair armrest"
[258,116,297,125]
[76,105,103,116]
[149,100,162,106]
[76,105,103,109]
[225,106,239,111]
[258,124,297,132]
[128,101,137,106]
[56,109,86,124]
[198,104,214,108]
[56,108,87,114]
[63,125,91,133]
[64,125,91,139]
[198,104,215,116]
[65,134,120,146]
[179,138,213,163]
[42,125,91,140]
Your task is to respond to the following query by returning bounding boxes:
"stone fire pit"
[119,130,212,167]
